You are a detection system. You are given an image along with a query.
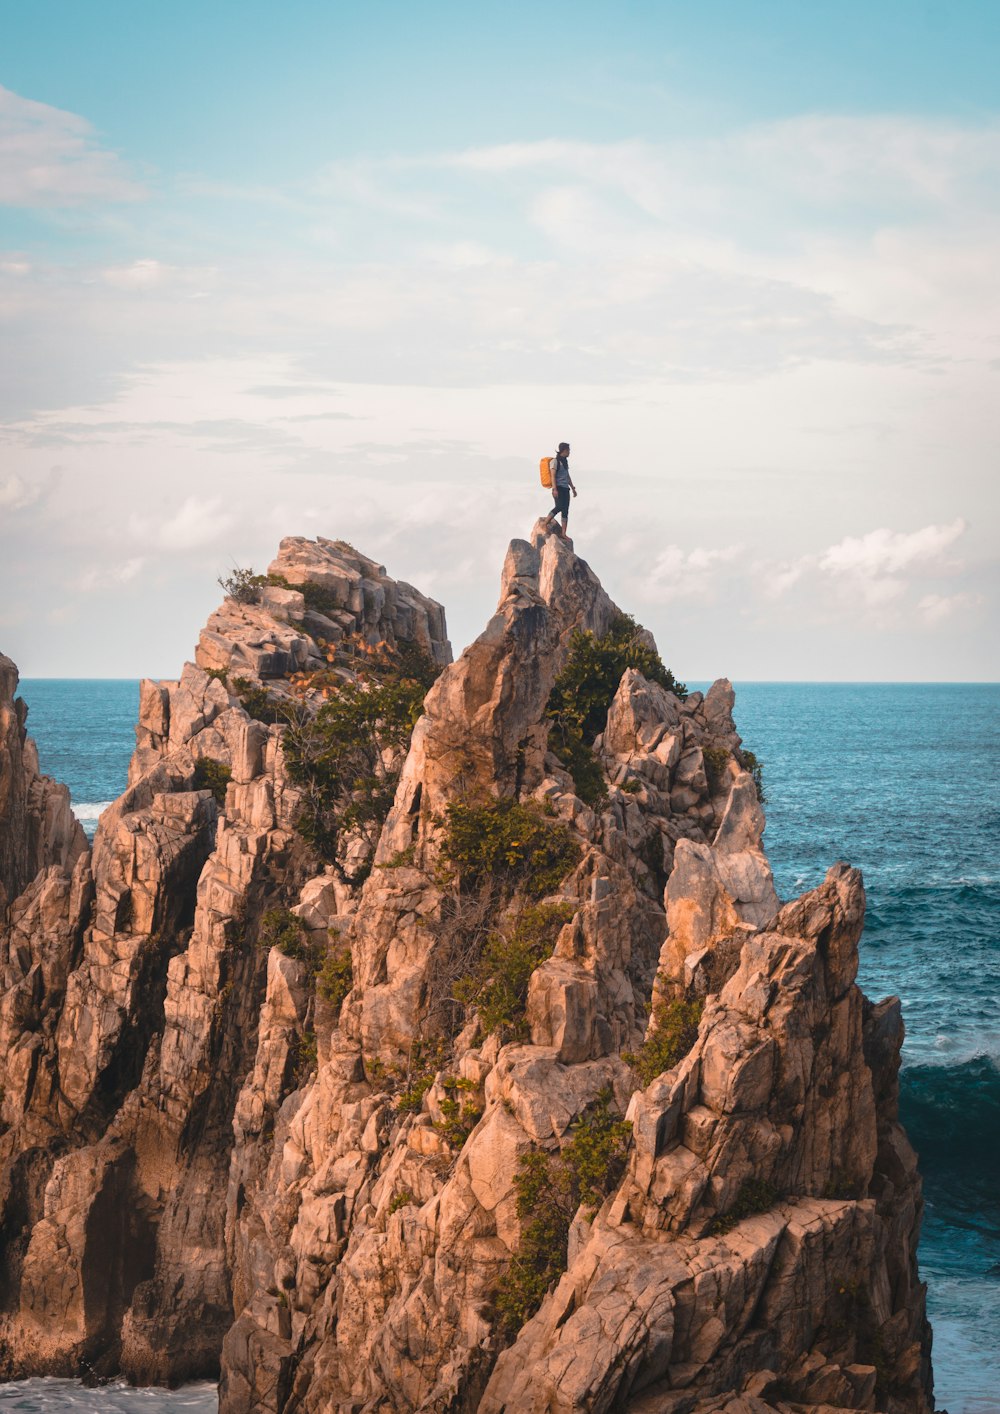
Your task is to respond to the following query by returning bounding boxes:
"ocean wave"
[900,1056,1000,1228]
[0,1378,217,1411]
[70,801,114,822]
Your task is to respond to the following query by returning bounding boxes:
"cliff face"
[0,531,933,1413]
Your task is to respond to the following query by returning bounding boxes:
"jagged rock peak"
[195,534,451,685]
[0,653,86,915]
[0,531,933,1413]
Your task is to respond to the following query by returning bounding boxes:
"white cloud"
[102,259,173,289]
[818,519,967,579]
[77,557,145,591]
[156,495,233,550]
[0,468,59,511]
[641,543,743,601]
[917,591,983,625]
[0,84,144,207]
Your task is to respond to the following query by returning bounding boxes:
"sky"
[1,0,998,681]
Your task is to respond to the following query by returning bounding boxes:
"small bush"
[382,844,416,869]
[218,566,267,604]
[298,580,342,618]
[204,666,229,685]
[396,1072,435,1114]
[192,756,231,806]
[388,1189,414,1215]
[283,639,437,880]
[317,940,353,1012]
[702,745,730,794]
[259,907,314,963]
[442,799,580,899]
[231,676,290,726]
[390,1037,450,1114]
[434,1075,483,1147]
[495,1089,629,1336]
[625,996,703,1087]
[739,748,766,804]
[554,735,608,809]
[708,1177,779,1235]
[455,902,574,1041]
[545,612,686,805]
[294,1028,318,1081]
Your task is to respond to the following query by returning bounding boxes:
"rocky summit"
[0,530,934,1413]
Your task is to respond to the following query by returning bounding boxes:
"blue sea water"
[10,678,1000,1414]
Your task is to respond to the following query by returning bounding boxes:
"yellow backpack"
[539,455,553,488]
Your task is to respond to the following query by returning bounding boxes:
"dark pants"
[549,485,570,519]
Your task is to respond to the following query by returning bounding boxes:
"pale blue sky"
[1,1,997,678]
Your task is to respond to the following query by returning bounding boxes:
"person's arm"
[570,474,577,496]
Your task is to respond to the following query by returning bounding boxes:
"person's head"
[558,441,570,456]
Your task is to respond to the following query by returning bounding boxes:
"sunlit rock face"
[0,529,932,1413]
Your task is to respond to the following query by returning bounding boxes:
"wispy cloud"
[77,557,145,591]
[0,84,144,207]
[917,591,983,625]
[0,467,60,512]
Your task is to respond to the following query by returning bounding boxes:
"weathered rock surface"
[0,527,934,1412]
[0,654,86,916]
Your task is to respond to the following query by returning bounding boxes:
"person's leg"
[554,486,570,535]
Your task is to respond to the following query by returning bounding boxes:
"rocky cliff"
[0,530,934,1413]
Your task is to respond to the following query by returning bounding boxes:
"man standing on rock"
[544,442,577,539]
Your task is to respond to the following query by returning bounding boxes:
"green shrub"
[259,907,315,963]
[390,1037,450,1114]
[204,666,229,685]
[317,940,353,1012]
[702,745,730,793]
[382,844,416,869]
[495,1090,629,1335]
[294,1028,318,1081]
[442,799,580,899]
[739,748,766,804]
[192,756,231,805]
[218,566,267,603]
[625,996,703,1087]
[455,902,574,1041]
[434,1075,483,1147]
[231,676,291,726]
[545,613,686,805]
[298,580,342,618]
[708,1177,779,1234]
[388,1189,414,1215]
[283,639,437,880]
[396,1072,435,1114]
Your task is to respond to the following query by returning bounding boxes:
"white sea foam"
[71,802,114,823]
[0,1378,217,1412]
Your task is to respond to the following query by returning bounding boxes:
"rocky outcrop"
[0,528,933,1412]
[0,654,86,916]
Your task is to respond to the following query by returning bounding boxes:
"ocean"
[5,678,999,1414]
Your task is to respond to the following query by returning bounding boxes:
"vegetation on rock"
[496,1090,630,1334]
[434,1075,484,1146]
[625,995,704,1087]
[739,747,766,804]
[442,799,580,899]
[231,676,290,725]
[454,901,575,1041]
[545,612,686,806]
[218,565,341,617]
[258,906,313,961]
[707,1177,780,1234]
[317,940,353,1013]
[192,756,231,805]
[283,638,438,882]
